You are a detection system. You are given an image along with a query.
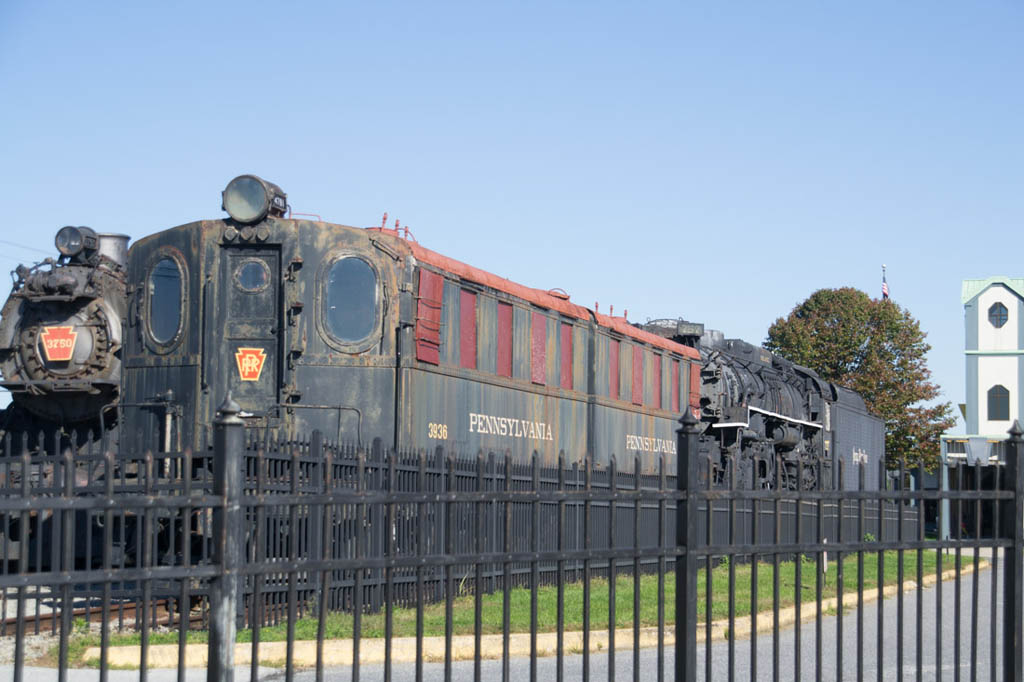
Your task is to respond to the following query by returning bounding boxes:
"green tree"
[764,287,955,469]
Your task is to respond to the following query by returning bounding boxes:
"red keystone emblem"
[39,326,78,362]
[235,347,267,382]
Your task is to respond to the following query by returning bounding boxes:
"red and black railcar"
[120,175,701,472]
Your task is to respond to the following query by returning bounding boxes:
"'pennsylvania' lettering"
[468,413,555,442]
[625,434,678,455]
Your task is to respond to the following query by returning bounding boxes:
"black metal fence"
[0,403,1021,681]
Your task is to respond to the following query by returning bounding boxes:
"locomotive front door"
[215,247,281,419]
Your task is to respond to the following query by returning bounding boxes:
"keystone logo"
[235,347,267,382]
[39,326,78,362]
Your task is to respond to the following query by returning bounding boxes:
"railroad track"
[0,597,204,633]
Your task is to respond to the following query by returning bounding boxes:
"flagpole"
[882,264,889,300]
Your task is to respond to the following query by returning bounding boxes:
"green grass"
[55,549,977,664]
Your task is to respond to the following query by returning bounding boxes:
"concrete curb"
[82,560,988,669]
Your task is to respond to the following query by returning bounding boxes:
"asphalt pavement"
[0,558,1008,681]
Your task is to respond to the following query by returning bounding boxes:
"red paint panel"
[631,346,643,406]
[652,353,661,410]
[459,290,477,369]
[531,311,546,385]
[374,230,700,360]
[671,360,680,413]
[497,302,512,378]
[560,323,572,389]
[415,269,443,365]
[609,339,619,400]
[689,359,701,410]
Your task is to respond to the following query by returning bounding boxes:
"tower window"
[989,302,1008,328]
[988,385,1010,421]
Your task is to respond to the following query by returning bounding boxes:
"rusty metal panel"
[631,345,643,406]
[414,269,442,364]
[651,352,662,410]
[512,306,530,381]
[291,364,396,446]
[688,358,701,410]
[459,289,477,369]
[591,402,679,474]
[545,315,558,386]
[572,325,587,393]
[476,295,497,374]
[530,311,545,385]
[496,301,512,377]
[401,367,587,467]
[441,280,460,366]
[560,322,573,389]
[611,338,621,400]
[671,359,680,413]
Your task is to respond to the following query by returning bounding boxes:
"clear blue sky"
[1,1,1021,432]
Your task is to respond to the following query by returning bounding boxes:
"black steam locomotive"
[641,320,883,491]
[0,227,127,444]
[0,175,883,490]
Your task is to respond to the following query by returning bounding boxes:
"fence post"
[1003,420,1024,682]
[208,394,244,682]
[675,409,700,682]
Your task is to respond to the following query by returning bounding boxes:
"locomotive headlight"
[55,226,98,257]
[221,175,288,224]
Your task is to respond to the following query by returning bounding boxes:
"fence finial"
[1009,419,1024,440]
[677,408,700,435]
[216,392,243,424]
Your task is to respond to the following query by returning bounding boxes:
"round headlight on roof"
[221,175,288,224]
[55,226,98,257]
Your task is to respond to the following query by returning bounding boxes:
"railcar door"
[214,247,282,420]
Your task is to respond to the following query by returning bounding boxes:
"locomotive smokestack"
[97,234,130,268]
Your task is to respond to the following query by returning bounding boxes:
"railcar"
[0,175,884,489]
[120,175,701,473]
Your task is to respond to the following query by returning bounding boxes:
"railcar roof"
[367,227,699,360]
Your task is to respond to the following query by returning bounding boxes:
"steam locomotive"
[0,227,127,444]
[642,321,883,491]
[0,175,883,489]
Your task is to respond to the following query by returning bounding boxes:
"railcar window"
[235,260,270,292]
[148,257,182,344]
[989,302,1008,328]
[325,257,377,342]
[988,385,1010,421]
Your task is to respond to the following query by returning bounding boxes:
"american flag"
[882,266,889,300]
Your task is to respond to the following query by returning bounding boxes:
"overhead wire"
[0,239,51,256]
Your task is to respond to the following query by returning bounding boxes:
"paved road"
[0,559,1009,681]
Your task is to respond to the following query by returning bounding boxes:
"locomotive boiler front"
[0,227,128,427]
[698,334,828,489]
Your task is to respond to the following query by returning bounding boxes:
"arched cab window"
[988,385,1010,421]
[321,256,379,350]
[148,256,185,347]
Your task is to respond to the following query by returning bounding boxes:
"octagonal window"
[989,302,1008,329]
